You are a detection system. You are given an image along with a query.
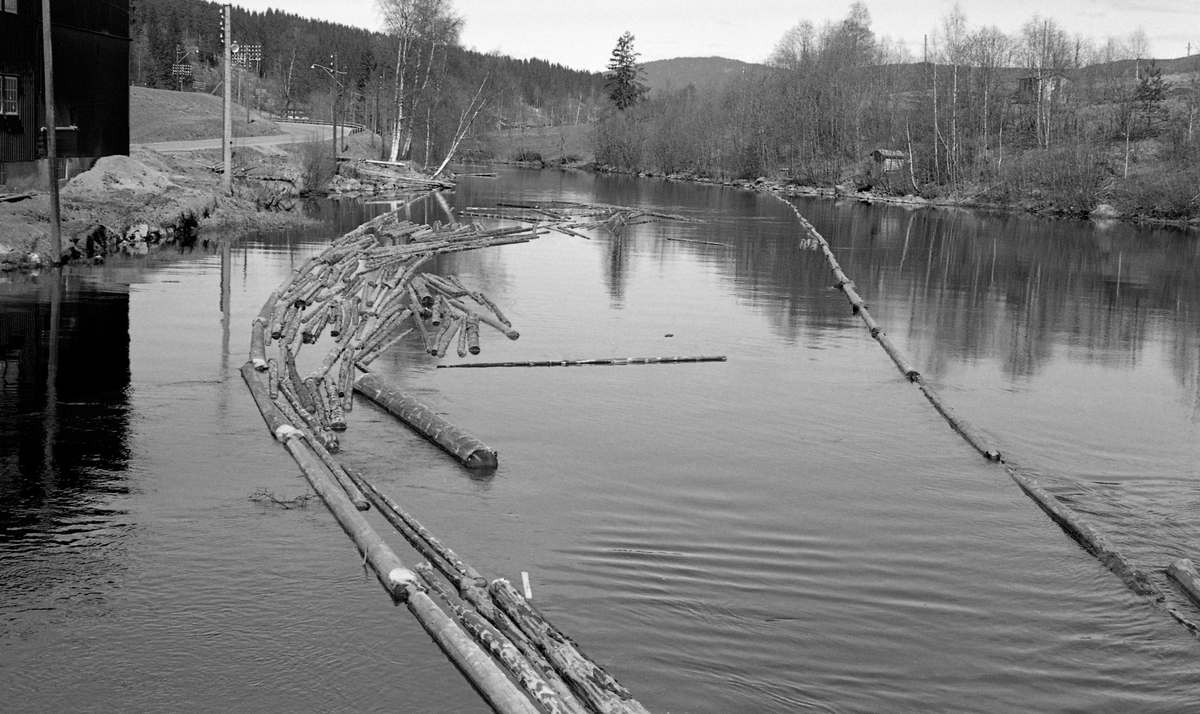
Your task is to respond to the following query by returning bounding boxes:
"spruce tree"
[605,32,647,111]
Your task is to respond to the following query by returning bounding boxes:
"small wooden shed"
[869,149,908,181]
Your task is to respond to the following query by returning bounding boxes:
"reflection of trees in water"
[700,195,1200,389]
[603,235,630,308]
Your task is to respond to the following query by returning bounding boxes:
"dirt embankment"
[0,144,321,270]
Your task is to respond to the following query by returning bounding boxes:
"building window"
[1,76,17,115]
[1,0,17,15]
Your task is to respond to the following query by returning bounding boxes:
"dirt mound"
[63,155,177,198]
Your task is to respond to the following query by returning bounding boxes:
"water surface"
[2,168,1199,713]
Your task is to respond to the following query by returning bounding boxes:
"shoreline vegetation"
[5,0,1200,270]
[574,5,1200,233]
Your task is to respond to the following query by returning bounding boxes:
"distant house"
[0,0,130,191]
[868,149,908,182]
[1015,74,1067,105]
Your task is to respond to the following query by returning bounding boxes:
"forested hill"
[129,0,606,127]
[641,57,761,96]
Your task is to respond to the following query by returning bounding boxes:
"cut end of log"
[464,449,499,470]
[387,567,419,601]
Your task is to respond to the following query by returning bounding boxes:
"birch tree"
[377,0,462,162]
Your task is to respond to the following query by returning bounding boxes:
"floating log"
[358,328,413,367]
[449,298,518,340]
[322,378,347,431]
[305,376,330,427]
[250,318,268,370]
[490,579,652,714]
[457,316,470,358]
[416,564,579,714]
[349,471,485,588]
[278,379,338,452]
[434,316,462,358]
[1007,468,1162,599]
[305,430,369,511]
[916,379,1000,461]
[412,307,436,354]
[875,333,920,382]
[272,427,541,714]
[338,352,355,411]
[270,301,290,339]
[267,358,280,399]
[272,387,338,453]
[664,237,730,247]
[240,362,292,439]
[354,372,498,469]
[438,355,728,369]
[283,353,316,414]
[464,315,481,355]
[1168,559,1200,607]
[411,275,436,308]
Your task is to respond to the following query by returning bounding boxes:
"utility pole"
[333,52,340,158]
[40,0,61,262]
[312,56,346,159]
[222,4,232,195]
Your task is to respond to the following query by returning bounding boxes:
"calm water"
[2,168,1200,713]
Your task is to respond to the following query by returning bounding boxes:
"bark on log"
[284,353,317,414]
[464,315,481,355]
[459,585,588,713]
[490,579,653,714]
[278,380,338,453]
[916,379,1000,461]
[416,564,580,714]
[322,378,347,431]
[435,316,462,358]
[411,275,435,308]
[250,318,268,370]
[305,431,369,511]
[354,372,498,469]
[404,589,543,714]
[240,362,292,439]
[338,351,355,412]
[358,329,413,368]
[1007,467,1162,599]
[348,470,487,588]
[457,316,470,358]
[875,333,920,382]
[450,298,519,340]
[437,356,728,369]
[267,358,280,399]
[1167,559,1200,607]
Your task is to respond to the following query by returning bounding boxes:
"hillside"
[641,57,761,96]
[129,87,280,143]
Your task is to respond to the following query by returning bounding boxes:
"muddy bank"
[0,147,320,271]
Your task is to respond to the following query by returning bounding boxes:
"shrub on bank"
[298,136,335,195]
[1111,165,1200,222]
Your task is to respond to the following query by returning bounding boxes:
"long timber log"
[490,579,652,714]
[1006,468,1162,598]
[242,363,541,714]
[769,192,1197,623]
[438,355,727,369]
[354,371,499,469]
[416,564,582,714]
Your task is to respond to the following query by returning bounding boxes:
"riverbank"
[0,128,439,271]
[587,162,1200,232]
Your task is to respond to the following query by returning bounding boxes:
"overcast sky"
[230,0,1199,72]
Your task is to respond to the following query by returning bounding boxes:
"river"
[2,167,1199,713]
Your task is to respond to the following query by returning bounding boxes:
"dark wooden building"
[0,0,129,191]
